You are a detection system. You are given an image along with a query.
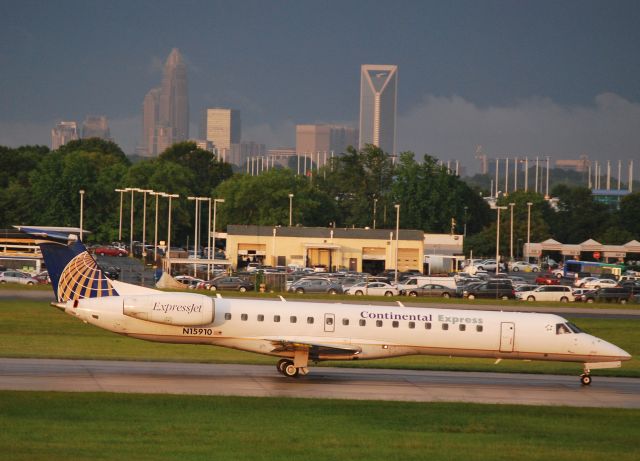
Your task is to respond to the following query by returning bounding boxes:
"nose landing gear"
[580,365,592,386]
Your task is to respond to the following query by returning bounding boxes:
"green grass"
[1,299,638,378]
[0,392,638,461]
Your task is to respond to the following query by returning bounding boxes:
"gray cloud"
[397,92,640,174]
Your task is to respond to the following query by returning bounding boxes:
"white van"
[397,276,457,292]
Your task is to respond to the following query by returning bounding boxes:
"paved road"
[1,358,638,408]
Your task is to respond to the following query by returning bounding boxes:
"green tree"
[618,192,640,239]
[550,185,610,243]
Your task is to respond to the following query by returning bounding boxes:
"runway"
[1,358,638,408]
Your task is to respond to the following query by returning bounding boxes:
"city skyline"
[1,1,640,174]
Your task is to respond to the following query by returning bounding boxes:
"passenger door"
[499,322,515,352]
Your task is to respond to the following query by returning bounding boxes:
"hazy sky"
[1,0,639,173]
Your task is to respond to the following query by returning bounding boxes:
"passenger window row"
[223,312,483,332]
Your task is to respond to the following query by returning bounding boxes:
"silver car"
[0,270,38,285]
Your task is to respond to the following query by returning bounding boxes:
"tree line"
[0,139,638,256]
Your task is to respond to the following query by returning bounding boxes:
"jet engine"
[123,293,214,326]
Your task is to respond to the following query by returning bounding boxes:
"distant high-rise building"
[141,48,188,156]
[359,64,398,155]
[51,121,79,150]
[202,108,241,151]
[296,124,358,155]
[142,88,161,157]
[82,115,111,140]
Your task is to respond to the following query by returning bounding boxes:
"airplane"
[19,226,631,386]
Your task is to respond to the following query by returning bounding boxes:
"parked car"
[535,274,560,285]
[574,276,599,288]
[174,275,204,289]
[207,276,253,292]
[403,283,458,298]
[510,261,540,272]
[0,270,38,285]
[345,281,398,297]
[516,285,574,302]
[288,278,343,295]
[582,279,618,290]
[464,281,515,300]
[514,284,539,293]
[33,270,51,284]
[582,287,632,304]
[572,288,595,302]
[94,246,128,257]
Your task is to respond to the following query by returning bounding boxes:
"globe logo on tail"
[57,251,118,302]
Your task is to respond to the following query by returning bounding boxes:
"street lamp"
[165,193,179,259]
[140,189,153,258]
[125,187,142,254]
[495,206,507,275]
[373,197,378,230]
[463,206,468,237]
[288,194,294,227]
[526,201,533,261]
[115,188,125,241]
[79,190,85,241]
[394,204,400,286]
[509,202,515,261]
[212,198,225,266]
[150,191,166,264]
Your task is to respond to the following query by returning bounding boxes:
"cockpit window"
[556,323,571,335]
[566,322,583,334]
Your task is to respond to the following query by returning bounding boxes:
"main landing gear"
[580,373,592,386]
[276,359,309,378]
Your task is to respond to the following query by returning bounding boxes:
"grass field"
[1,299,638,378]
[0,391,639,461]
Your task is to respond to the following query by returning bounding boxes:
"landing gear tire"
[283,363,300,378]
[277,359,292,375]
[580,374,592,386]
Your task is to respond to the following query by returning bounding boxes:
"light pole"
[463,206,468,237]
[125,187,142,254]
[166,193,179,260]
[288,194,294,227]
[79,190,85,241]
[373,197,378,230]
[150,191,165,264]
[140,189,153,258]
[509,202,515,261]
[394,204,400,286]
[526,201,533,262]
[115,188,125,241]
[212,198,225,268]
[495,206,507,275]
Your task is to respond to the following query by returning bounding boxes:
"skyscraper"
[296,124,358,154]
[203,108,241,151]
[359,64,398,155]
[82,115,111,140]
[51,121,79,150]
[160,48,189,143]
[141,48,189,156]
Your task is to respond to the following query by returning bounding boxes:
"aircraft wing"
[261,336,361,358]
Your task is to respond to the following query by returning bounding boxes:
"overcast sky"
[1,0,639,174]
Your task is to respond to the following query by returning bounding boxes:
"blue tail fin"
[17,227,118,302]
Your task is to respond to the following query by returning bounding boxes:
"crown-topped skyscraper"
[141,48,189,156]
[359,64,397,155]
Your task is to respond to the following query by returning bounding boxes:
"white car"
[574,276,599,288]
[510,261,540,272]
[582,279,618,290]
[345,282,398,297]
[516,285,575,302]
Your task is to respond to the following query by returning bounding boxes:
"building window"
[307,317,314,324]
[408,321,415,329]
[257,314,264,322]
[376,320,383,327]
[392,321,399,328]
[274,315,280,322]
[442,323,449,330]
[241,314,248,321]
[290,316,297,323]
[476,325,483,332]
[359,319,366,326]
[425,322,432,330]
[342,318,349,326]
[224,313,232,320]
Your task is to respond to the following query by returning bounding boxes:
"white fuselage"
[63,294,630,367]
